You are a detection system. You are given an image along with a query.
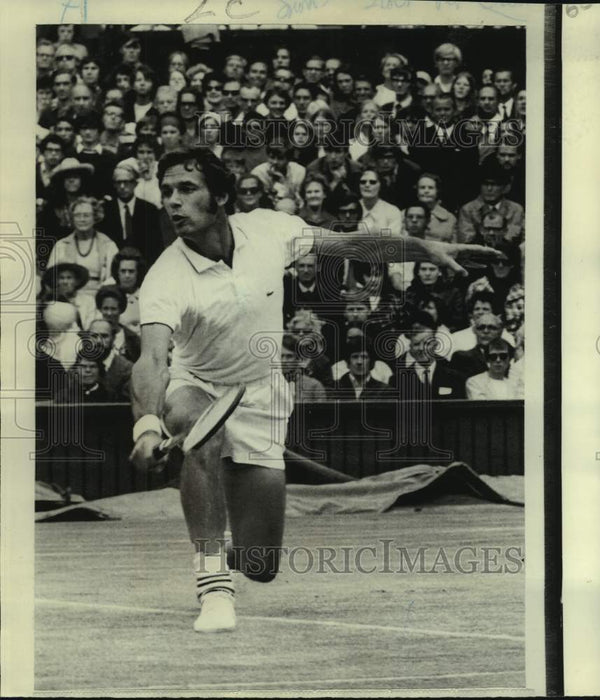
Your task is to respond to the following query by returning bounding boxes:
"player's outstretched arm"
[129,322,173,471]
[313,231,505,276]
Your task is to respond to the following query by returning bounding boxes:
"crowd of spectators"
[35,25,526,414]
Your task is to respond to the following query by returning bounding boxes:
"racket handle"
[153,438,174,460]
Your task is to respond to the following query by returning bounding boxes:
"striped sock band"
[194,552,234,602]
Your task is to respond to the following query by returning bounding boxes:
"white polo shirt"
[139,209,315,385]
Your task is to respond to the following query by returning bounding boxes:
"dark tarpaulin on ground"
[36,461,522,521]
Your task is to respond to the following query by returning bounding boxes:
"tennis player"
[129,147,501,632]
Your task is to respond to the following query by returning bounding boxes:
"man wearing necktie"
[390,312,465,400]
[102,162,164,265]
[494,69,517,121]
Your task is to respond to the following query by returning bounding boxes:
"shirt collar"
[298,281,316,293]
[175,218,248,274]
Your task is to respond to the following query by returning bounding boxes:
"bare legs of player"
[163,385,286,631]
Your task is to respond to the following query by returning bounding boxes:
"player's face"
[100,297,121,326]
[348,351,371,379]
[117,260,138,291]
[57,270,77,296]
[161,164,220,238]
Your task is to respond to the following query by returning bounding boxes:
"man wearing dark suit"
[101,163,164,265]
[390,314,465,400]
[449,312,503,380]
[88,319,132,401]
[409,93,480,212]
[283,252,335,326]
[329,337,391,401]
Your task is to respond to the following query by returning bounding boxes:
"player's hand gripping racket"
[152,385,246,460]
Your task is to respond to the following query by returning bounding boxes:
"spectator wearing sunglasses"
[234,174,271,213]
[450,312,504,380]
[359,169,402,237]
[465,338,520,399]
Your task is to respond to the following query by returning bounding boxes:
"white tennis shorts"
[165,368,294,470]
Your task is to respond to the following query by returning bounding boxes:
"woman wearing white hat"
[46,196,118,299]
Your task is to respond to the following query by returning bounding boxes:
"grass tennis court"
[35,503,525,694]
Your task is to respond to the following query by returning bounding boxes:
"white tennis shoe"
[193,591,236,633]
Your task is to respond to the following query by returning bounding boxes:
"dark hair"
[110,246,147,285]
[416,171,443,198]
[404,200,431,223]
[157,147,236,203]
[343,335,374,364]
[40,134,65,152]
[332,190,361,211]
[110,62,135,85]
[236,172,263,192]
[263,88,291,109]
[158,111,185,135]
[293,82,318,99]
[75,111,103,131]
[133,64,158,97]
[300,173,328,200]
[177,88,199,110]
[95,285,127,314]
[81,56,103,75]
[468,291,498,315]
[202,72,226,92]
[282,333,298,356]
[266,139,292,159]
[409,309,438,332]
[52,70,77,85]
[135,113,159,136]
[37,75,54,91]
[103,100,124,115]
[416,293,448,327]
[484,338,514,361]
